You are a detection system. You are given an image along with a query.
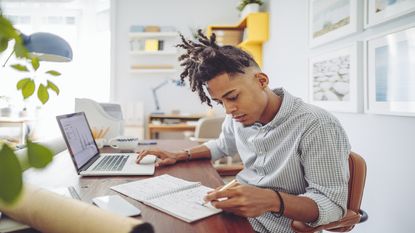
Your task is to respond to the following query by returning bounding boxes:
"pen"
[137,141,157,145]
[218,179,238,192]
[203,179,238,206]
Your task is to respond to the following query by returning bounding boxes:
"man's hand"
[136,149,184,167]
[204,184,279,217]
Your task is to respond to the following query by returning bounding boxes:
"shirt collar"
[253,88,296,129]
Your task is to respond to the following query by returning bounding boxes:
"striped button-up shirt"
[205,88,350,233]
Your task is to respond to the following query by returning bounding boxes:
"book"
[144,39,159,51]
[111,174,222,223]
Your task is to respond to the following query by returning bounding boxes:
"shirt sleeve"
[204,115,238,161]
[298,122,350,226]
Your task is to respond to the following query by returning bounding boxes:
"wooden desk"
[147,114,204,139]
[23,140,254,233]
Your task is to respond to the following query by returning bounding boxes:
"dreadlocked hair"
[177,29,259,107]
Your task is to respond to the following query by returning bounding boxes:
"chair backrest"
[75,98,124,140]
[347,152,367,214]
[194,116,225,139]
[291,151,368,233]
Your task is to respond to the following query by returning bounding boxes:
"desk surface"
[23,140,254,233]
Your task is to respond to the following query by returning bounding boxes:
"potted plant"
[237,0,264,18]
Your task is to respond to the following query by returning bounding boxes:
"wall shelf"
[128,30,179,76]
[129,32,178,39]
[129,51,177,55]
[130,69,177,74]
[207,13,269,67]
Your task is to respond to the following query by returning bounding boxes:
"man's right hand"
[136,149,185,167]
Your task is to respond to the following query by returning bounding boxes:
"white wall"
[112,0,239,118]
[263,1,415,232]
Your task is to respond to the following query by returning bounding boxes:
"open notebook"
[111,174,222,223]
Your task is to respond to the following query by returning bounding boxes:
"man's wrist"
[264,189,282,213]
[269,189,284,217]
[176,150,189,161]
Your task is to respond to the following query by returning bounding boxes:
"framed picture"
[309,43,363,112]
[309,0,362,47]
[366,26,415,116]
[365,0,415,27]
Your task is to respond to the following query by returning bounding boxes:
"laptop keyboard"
[92,155,129,171]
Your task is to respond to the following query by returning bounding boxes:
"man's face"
[207,69,269,127]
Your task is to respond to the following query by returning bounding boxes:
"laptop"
[56,112,156,176]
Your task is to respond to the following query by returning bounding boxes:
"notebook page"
[111,174,200,201]
[146,185,222,223]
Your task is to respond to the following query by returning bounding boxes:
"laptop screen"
[57,112,98,169]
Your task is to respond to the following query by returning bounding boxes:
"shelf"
[149,114,204,120]
[128,31,179,77]
[130,69,177,74]
[129,32,178,39]
[129,50,177,55]
[207,13,269,67]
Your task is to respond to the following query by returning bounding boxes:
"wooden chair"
[189,116,244,176]
[291,152,368,233]
[189,116,225,143]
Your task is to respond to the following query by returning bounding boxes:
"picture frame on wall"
[365,0,415,27]
[309,0,362,47]
[309,42,363,112]
[366,26,415,116]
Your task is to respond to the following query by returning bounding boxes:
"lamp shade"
[20,32,73,62]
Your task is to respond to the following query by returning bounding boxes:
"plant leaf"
[10,64,29,72]
[27,140,53,169]
[13,41,29,59]
[45,70,61,76]
[0,16,20,38]
[22,79,35,99]
[0,37,9,53]
[16,78,31,90]
[31,57,40,71]
[37,84,49,104]
[47,80,60,95]
[0,144,23,204]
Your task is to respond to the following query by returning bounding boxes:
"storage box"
[144,25,160,32]
[212,29,243,46]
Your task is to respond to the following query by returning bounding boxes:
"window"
[0,0,110,139]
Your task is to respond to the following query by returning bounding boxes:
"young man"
[137,30,350,233]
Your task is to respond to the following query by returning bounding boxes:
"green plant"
[1,12,56,204]
[237,0,264,11]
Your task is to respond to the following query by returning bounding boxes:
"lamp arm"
[153,80,169,91]
[152,88,160,111]
[151,80,169,111]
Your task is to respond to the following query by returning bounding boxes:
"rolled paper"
[0,184,153,233]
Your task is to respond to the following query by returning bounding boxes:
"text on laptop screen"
[59,114,98,168]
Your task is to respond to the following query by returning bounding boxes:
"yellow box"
[144,39,159,51]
